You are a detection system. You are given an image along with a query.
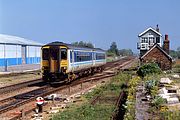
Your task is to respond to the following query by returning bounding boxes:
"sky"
[0,0,180,53]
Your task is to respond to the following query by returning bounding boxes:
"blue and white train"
[41,42,106,83]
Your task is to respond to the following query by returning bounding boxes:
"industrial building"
[0,34,42,71]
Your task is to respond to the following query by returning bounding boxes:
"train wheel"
[67,73,73,83]
[90,68,95,76]
[100,67,103,72]
[42,75,48,82]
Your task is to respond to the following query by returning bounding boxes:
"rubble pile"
[158,77,180,104]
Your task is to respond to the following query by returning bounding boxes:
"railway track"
[0,57,136,119]
[111,91,128,120]
[0,72,117,115]
[0,79,43,94]
[0,57,133,95]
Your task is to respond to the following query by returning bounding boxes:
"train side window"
[42,48,49,60]
[96,53,105,60]
[61,48,67,60]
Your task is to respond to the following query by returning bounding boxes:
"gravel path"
[135,82,151,120]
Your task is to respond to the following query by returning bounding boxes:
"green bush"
[151,96,166,109]
[145,80,158,94]
[137,63,161,78]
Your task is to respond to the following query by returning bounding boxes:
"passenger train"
[41,42,106,83]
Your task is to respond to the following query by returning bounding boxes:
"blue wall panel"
[26,57,41,64]
[0,57,41,66]
[0,59,5,66]
[0,58,22,66]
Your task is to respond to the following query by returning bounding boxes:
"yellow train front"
[41,42,106,83]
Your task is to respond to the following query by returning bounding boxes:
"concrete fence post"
[4,59,8,72]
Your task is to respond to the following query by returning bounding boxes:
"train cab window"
[50,49,58,60]
[42,48,49,60]
[61,48,67,60]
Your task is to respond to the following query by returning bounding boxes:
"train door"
[60,47,68,73]
[49,47,59,73]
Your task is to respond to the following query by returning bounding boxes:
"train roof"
[43,41,105,52]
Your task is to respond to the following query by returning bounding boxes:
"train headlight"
[61,67,67,73]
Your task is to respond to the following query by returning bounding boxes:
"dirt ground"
[0,71,41,87]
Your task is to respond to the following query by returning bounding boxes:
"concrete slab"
[160,78,172,84]
[167,97,179,104]
[172,74,180,78]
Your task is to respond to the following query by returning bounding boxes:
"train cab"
[41,43,68,81]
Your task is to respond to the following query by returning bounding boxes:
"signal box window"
[61,48,67,60]
[156,37,160,43]
[42,48,49,60]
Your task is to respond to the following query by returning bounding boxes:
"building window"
[145,37,148,43]
[141,44,145,48]
[141,37,148,43]
[156,37,160,43]
[149,37,155,44]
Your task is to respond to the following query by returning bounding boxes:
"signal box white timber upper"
[137,25,162,56]
[138,27,162,50]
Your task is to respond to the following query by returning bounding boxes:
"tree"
[177,47,180,59]
[86,42,94,48]
[119,49,133,56]
[169,50,178,58]
[71,41,94,48]
[72,42,79,46]
[177,47,180,51]
[108,42,119,56]
[78,41,84,47]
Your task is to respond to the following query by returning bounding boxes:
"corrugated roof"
[0,34,43,46]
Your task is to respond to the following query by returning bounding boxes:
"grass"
[52,72,131,120]
[159,110,180,120]
[124,76,141,120]
[174,59,180,66]
[172,59,180,73]
[106,57,115,62]
[53,104,114,120]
